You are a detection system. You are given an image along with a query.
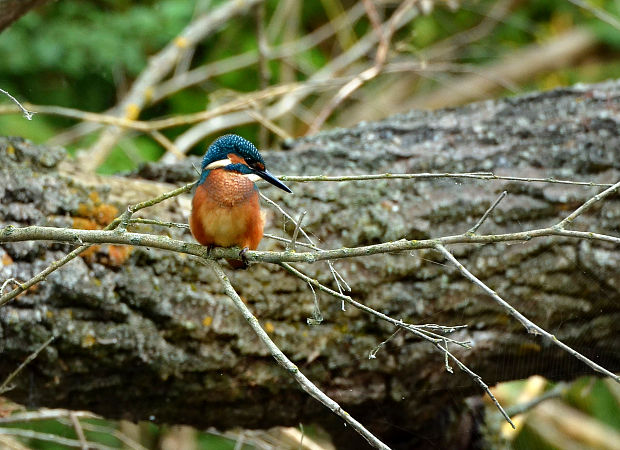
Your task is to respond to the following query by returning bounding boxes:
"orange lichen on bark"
[73,191,129,266]
[76,191,119,226]
[1,252,13,266]
[106,245,133,266]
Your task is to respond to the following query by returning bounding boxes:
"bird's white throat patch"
[205,158,232,169]
[244,173,261,182]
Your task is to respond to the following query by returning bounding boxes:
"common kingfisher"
[190,134,292,268]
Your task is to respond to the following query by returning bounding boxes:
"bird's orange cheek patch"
[227,153,247,165]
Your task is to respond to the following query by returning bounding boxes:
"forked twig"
[280,262,516,425]
[555,180,620,229]
[208,259,390,450]
[0,336,55,394]
[434,244,619,383]
[0,88,34,120]
[467,190,507,234]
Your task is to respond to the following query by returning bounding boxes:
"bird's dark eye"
[245,158,264,171]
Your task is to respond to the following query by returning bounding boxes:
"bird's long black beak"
[255,169,293,193]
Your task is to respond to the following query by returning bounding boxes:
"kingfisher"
[190,134,292,268]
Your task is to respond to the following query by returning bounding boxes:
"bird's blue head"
[198,134,292,193]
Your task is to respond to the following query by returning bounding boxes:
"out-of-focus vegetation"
[1,0,620,173]
[0,0,619,448]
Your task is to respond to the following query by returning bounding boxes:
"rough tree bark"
[1,80,619,449]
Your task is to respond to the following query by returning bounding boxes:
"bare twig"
[279,172,613,187]
[169,6,419,156]
[1,278,22,296]
[0,336,55,394]
[306,281,323,326]
[287,210,307,251]
[308,0,417,133]
[467,190,507,234]
[209,260,390,450]
[280,262,471,348]
[434,244,620,383]
[0,428,113,450]
[84,0,262,171]
[260,192,349,292]
[246,109,293,140]
[0,88,34,120]
[369,329,401,359]
[439,342,515,428]
[255,1,270,148]
[567,0,620,31]
[69,412,88,450]
[149,130,186,160]
[555,180,620,229]
[151,2,366,103]
[5,412,147,450]
[506,382,568,417]
[127,218,190,229]
[0,410,99,424]
[280,262,516,425]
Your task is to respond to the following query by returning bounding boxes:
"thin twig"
[247,109,292,140]
[281,262,515,424]
[255,1,270,148]
[439,343,514,428]
[263,233,316,250]
[434,244,620,383]
[369,329,401,359]
[306,281,323,326]
[208,260,390,450]
[84,0,262,171]
[567,0,620,31]
[467,190,507,234]
[288,210,307,251]
[0,410,99,424]
[505,382,568,417]
[279,172,613,187]
[555,180,620,229]
[307,0,417,133]
[69,412,88,450]
[168,7,419,155]
[0,428,113,450]
[260,192,350,291]
[280,262,471,348]
[149,130,186,159]
[151,2,367,103]
[0,336,55,394]
[1,278,22,295]
[127,218,190,229]
[0,88,34,120]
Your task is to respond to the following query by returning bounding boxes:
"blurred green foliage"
[1,0,620,173]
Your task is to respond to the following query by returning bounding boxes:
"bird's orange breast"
[190,169,265,250]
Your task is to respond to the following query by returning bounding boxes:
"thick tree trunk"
[1,80,619,449]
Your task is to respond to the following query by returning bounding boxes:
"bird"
[190,134,292,268]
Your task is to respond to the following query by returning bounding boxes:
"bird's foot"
[238,247,250,269]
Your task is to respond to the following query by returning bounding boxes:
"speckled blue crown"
[201,134,264,170]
